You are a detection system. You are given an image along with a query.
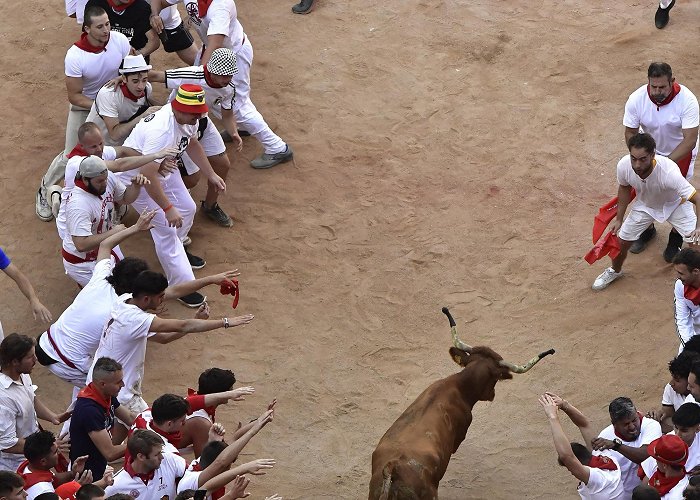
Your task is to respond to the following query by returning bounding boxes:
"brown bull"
[368,307,555,500]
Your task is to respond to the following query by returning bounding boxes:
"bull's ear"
[449,347,470,366]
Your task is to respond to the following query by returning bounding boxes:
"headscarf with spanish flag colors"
[171,84,208,114]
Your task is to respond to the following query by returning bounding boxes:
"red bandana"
[197,0,213,18]
[67,144,90,159]
[150,423,182,448]
[203,67,225,89]
[107,0,136,11]
[186,389,217,421]
[614,412,644,440]
[220,279,239,309]
[647,81,682,110]
[649,468,686,496]
[124,458,155,484]
[74,32,107,53]
[17,461,57,489]
[77,383,112,411]
[685,285,700,306]
[120,82,142,102]
[588,455,618,471]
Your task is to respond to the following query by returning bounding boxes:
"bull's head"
[442,307,554,387]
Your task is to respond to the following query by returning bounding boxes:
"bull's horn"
[442,307,472,353]
[499,348,555,374]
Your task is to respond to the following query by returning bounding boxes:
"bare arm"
[107,147,177,173]
[101,110,160,143]
[147,70,166,84]
[2,263,52,322]
[89,429,127,462]
[119,174,150,205]
[135,30,160,57]
[96,210,156,261]
[66,76,94,109]
[185,139,225,191]
[148,312,253,343]
[73,225,127,253]
[34,397,71,425]
[669,126,699,163]
[624,126,638,146]
[163,269,240,300]
[201,34,226,67]
[539,395,590,484]
[221,108,242,152]
[545,393,596,451]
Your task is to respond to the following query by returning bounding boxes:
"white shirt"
[87,294,156,403]
[56,147,117,241]
[105,452,186,499]
[0,373,39,472]
[598,417,663,497]
[87,83,153,146]
[662,382,690,411]
[186,408,212,423]
[63,173,127,260]
[38,259,117,372]
[177,460,205,497]
[624,84,699,174]
[123,103,197,175]
[617,154,697,222]
[159,5,182,30]
[18,462,56,500]
[577,456,625,500]
[65,32,132,100]
[168,0,244,52]
[164,66,235,120]
[639,454,689,500]
[674,278,700,349]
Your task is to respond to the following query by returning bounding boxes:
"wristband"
[163,204,173,213]
[223,317,230,328]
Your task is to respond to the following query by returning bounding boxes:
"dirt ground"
[3,0,700,497]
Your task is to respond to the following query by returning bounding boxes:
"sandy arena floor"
[2,0,699,497]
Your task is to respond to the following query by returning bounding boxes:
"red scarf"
[120,82,142,102]
[124,458,155,484]
[107,0,136,11]
[647,81,682,110]
[220,279,239,309]
[77,383,112,411]
[197,0,213,18]
[203,67,225,89]
[588,455,618,471]
[150,422,182,448]
[614,412,644,440]
[649,468,686,496]
[190,462,225,499]
[685,285,700,306]
[74,32,107,53]
[67,144,90,159]
[17,461,57,489]
[187,389,216,421]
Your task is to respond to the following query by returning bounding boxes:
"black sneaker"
[201,201,233,227]
[629,225,656,254]
[219,129,251,142]
[178,292,206,308]
[664,230,684,263]
[186,250,206,270]
[292,0,315,14]
[655,0,675,29]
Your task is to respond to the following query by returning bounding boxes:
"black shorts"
[161,22,194,53]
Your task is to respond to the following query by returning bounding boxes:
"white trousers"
[127,172,196,285]
[228,36,287,155]
[42,105,90,190]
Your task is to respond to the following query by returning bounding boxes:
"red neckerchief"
[187,389,217,422]
[203,67,225,89]
[614,412,644,440]
[650,467,686,496]
[588,455,618,471]
[647,81,682,111]
[17,460,57,489]
[107,0,136,11]
[77,383,112,411]
[120,82,141,102]
[685,285,700,306]
[74,32,107,53]
[74,178,102,200]
[190,462,225,499]
[67,144,90,159]
[220,279,239,309]
[197,0,213,18]
[150,422,182,448]
[124,458,155,484]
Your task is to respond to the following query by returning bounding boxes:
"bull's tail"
[378,460,398,500]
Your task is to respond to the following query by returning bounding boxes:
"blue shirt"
[0,248,10,271]
[69,395,120,478]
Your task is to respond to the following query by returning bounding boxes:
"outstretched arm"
[164,269,240,300]
[2,261,52,323]
[96,210,156,262]
[545,392,596,451]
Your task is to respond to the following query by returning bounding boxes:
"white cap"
[119,54,152,75]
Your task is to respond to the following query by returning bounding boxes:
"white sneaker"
[592,267,622,290]
[36,187,53,222]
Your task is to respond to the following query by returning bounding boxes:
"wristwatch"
[612,438,623,450]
